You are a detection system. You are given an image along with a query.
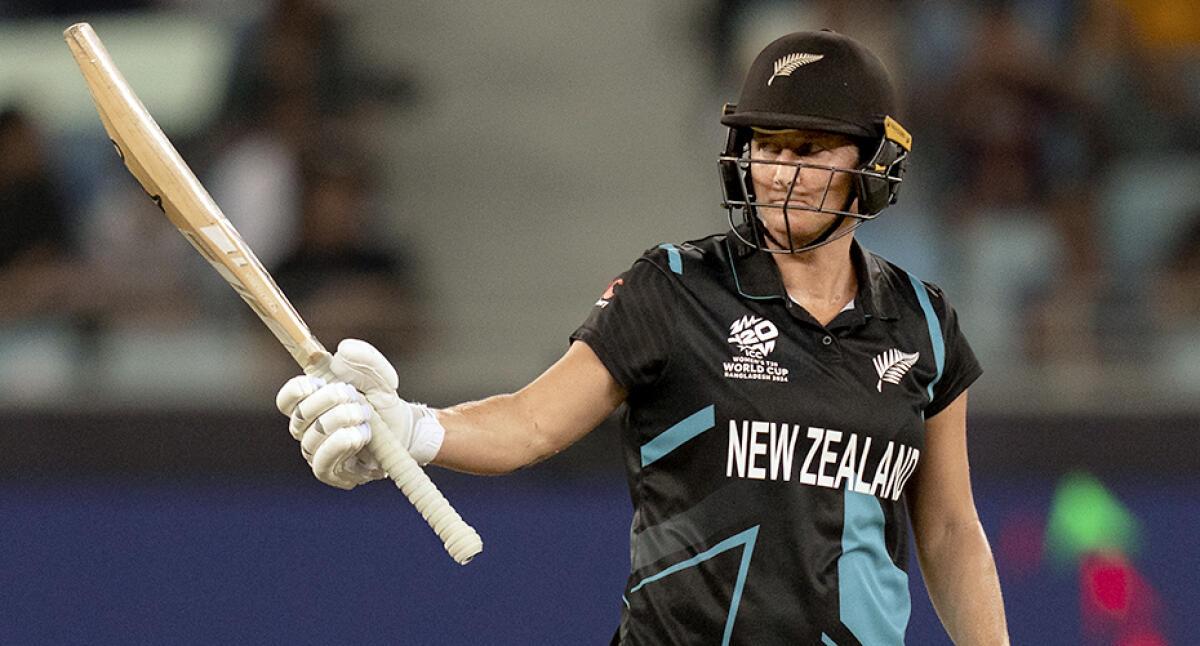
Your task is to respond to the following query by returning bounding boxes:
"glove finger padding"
[278,359,392,489]
[290,382,362,442]
[311,423,374,490]
[276,375,325,418]
[299,398,373,462]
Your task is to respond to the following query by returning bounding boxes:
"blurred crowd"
[2,0,1199,407]
[0,0,424,401]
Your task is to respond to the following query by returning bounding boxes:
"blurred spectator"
[72,171,204,327]
[1152,209,1200,385]
[1065,0,1200,368]
[1154,211,1200,328]
[1071,0,1200,156]
[205,90,309,272]
[0,107,78,322]
[938,5,1108,374]
[945,6,1075,212]
[205,0,340,271]
[273,149,423,364]
[218,0,352,133]
[206,0,418,271]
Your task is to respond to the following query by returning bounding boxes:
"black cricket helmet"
[718,30,912,253]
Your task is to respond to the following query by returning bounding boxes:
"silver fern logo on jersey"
[724,315,789,382]
[873,349,920,392]
[767,52,824,86]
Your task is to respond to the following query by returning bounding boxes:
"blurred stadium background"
[1,1,1198,643]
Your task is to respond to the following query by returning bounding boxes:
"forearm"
[916,520,1009,645]
[429,341,623,476]
[432,390,562,476]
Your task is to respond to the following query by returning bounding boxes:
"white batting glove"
[275,339,445,490]
[276,377,382,489]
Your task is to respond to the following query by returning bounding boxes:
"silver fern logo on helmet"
[873,349,919,392]
[767,52,825,86]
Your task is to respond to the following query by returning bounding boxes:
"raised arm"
[908,391,1010,645]
[434,340,625,474]
[277,253,670,488]
[277,339,625,488]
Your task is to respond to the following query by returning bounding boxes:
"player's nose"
[771,153,802,186]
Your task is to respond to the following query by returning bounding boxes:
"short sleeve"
[569,256,676,393]
[924,286,982,418]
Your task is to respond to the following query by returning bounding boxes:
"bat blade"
[64,22,482,565]
[64,22,326,369]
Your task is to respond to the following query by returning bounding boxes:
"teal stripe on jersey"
[821,633,838,646]
[658,243,683,274]
[906,273,945,405]
[838,487,910,645]
[626,525,760,646]
[640,405,715,467]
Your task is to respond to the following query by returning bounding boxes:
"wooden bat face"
[64,23,327,369]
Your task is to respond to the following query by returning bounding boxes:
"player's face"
[749,130,859,249]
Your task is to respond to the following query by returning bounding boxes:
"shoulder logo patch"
[595,277,623,308]
[873,349,920,392]
[768,52,824,86]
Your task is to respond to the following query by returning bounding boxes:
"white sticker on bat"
[199,223,249,267]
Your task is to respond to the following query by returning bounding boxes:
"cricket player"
[277,30,1009,644]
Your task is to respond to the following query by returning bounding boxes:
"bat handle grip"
[307,357,483,565]
[366,423,484,564]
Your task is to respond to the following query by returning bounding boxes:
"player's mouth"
[766,199,817,209]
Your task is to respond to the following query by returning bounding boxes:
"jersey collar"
[725,227,899,321]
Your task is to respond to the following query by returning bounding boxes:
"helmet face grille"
[717,130,908,254]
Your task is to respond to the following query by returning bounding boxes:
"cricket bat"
[64,22,482,565]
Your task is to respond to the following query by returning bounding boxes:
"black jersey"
[570,229,981,646]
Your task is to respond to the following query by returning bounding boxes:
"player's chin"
[758,208,835,247]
